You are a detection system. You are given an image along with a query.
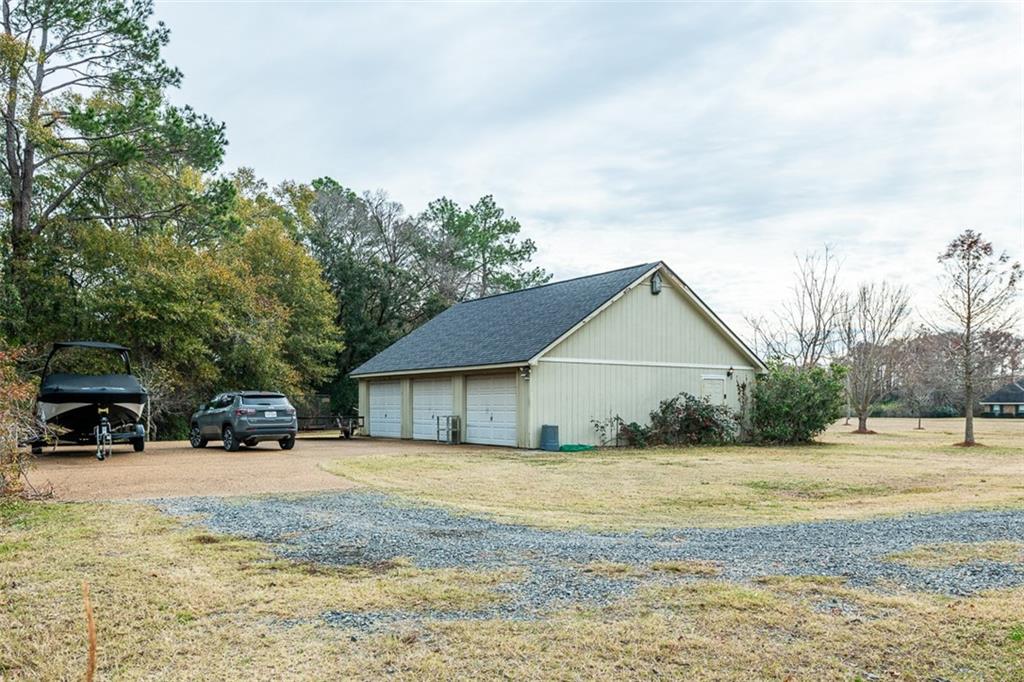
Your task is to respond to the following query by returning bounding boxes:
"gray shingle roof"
[350,263,658,376]
[981,380,1024,404]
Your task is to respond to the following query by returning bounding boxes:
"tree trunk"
[844,381,851,425]
[857,414,869,432]
[5,208,33,337]
[963,380,975,445]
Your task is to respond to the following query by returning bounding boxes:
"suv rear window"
[241,395,289,406]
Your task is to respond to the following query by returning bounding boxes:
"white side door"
[412,378,453,440]
[465,374,517,447]
[368,381,402,438]
[701,376,726,406]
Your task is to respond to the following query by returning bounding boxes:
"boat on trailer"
[31,341,148,460]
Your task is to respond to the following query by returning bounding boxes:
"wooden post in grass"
[83,581,97,682]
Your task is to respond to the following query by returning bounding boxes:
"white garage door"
[368,381,401,438]
[465,374,517,447]
[412,378,453,440]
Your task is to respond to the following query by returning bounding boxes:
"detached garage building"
[351,262,765,448]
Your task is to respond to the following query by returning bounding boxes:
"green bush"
[751,362,847,443]
[647,393,739,445]
[868,402,960,418]
[618,421,651,448]
[606,393,738,448]
[154,414,191,441]
[590,415,651,448]
[868,401,903,418]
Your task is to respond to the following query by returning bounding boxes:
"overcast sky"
[153,1,1023,333]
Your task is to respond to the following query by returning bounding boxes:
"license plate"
[265,411,277,418]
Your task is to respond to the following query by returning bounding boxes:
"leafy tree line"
[0,0,546,438]
[279,178,549,411]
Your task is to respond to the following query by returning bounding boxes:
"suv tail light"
[235,407,256,416]
[285,408,296,416]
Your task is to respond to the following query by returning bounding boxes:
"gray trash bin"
[540,424,559,452]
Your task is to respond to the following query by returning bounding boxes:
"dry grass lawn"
[4,417,1022,679]
[2,500,1023,680]
[884,541,1024,568]
[0,501,520,679]
[325,418,1024,530]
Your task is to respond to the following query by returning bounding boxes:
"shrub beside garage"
[606,363,847,448]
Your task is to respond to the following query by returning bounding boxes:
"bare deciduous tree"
[934,230,1021,445]
[893,330,944,429]
[840,282,911,432]
[747,247,847,368]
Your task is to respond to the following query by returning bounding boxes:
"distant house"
[350,262,766,448]
[979,380,1024,418]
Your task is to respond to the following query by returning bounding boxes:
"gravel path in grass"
[153,493,1024,628]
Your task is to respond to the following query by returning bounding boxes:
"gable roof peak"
[465,262,660,305]
[350,262,658,377]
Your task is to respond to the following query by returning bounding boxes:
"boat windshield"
[46,346,130,376]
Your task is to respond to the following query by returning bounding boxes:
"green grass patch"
[742,479,893,500]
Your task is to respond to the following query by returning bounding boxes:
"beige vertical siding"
[451,375,466,437]
[545,277,753,367]
[529,273,760,447]
[516,369,530,448]
[400,378,413,439]
[357,380,369,433]
[529,363,757,446]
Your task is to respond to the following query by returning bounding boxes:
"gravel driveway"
[155,492,1024,628]
[27,437,455,500]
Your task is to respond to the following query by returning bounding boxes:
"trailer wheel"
[132,437,145,453]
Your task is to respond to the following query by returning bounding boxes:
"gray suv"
[189,391,298,451]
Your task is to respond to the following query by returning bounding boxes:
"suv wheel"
[189,424,207,449]
[223,425,240,452]
[132,437,145,453]
[279,436,295,450]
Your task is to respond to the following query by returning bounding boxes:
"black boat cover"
[40,373,145,396]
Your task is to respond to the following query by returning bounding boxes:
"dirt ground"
[25,434,458,500]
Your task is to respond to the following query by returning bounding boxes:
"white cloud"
[155,1,1023,335]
